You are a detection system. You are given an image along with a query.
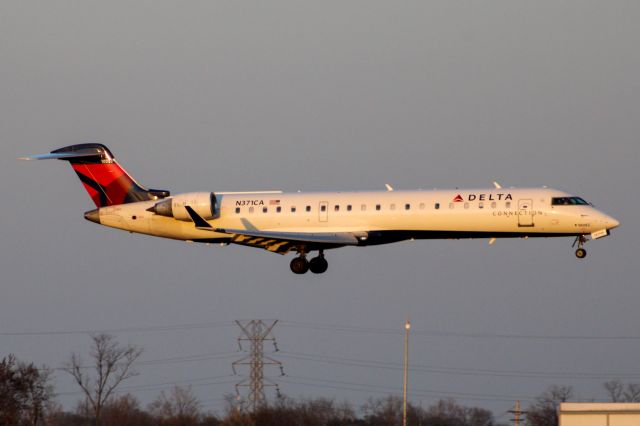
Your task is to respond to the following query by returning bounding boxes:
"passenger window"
[405,204,410,210]
[321,205,326,212]
[334,205,340,212]
[306,205,311,212]
[276,206,281,213]
[291,206,296,213]
[435,203,440,210]
[235,207,240,214]
[491,202,496,209]
[479,202,484,209]
[263,207,268,213]
[505,202,511,209]
[249,207,254,213]
[376,204,381,211]
[347,205,352,211]
[464,202,469,209]
[390,204,396,211]
[419,203,425,210]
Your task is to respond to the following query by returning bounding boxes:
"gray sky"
[1,0,639,419]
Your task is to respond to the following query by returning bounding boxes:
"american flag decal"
[269,199,280,205]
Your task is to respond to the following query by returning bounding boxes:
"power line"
[3,318,640,341]
[40,350,240,372]
[0,320,235,336]
[280,320,640,341]
[56,374,238,396]
[287,373,535,400]
[279,375,536,403]
[279,350,640,380]
[280,351,640,379]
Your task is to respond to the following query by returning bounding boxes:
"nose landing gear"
[289,250,328,274]
[572,235,588,259]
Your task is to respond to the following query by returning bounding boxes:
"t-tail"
[20,144,170,207]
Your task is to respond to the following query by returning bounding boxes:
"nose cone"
[84,209,101,224]
[608,216,620,229]
[601,213,620,230]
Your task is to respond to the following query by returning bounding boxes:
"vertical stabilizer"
[26,144,169,207]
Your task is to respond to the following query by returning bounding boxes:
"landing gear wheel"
[575,248,587,259]
[572,235,588,259]
[309,256,328,274]
[290,257,309,274]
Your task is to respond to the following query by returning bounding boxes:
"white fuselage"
[94,187,619,247]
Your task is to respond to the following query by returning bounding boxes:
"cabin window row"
[450,201,511,209]
[234,201,512,214]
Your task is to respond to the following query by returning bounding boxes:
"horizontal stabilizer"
[20,144,169,207]
[18,152,102,161]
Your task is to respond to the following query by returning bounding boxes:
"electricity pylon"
[508,400,527,426]
[232,320,284,412]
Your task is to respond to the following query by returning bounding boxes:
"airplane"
[21,144,620,274]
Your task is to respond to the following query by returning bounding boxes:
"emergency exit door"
[518,199,534,227]
[319,201,328,222]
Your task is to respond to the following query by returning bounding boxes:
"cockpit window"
[552,197,590,206]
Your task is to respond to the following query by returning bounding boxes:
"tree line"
[1,333,638,426]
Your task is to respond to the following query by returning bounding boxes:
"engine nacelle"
[148,192,216,221]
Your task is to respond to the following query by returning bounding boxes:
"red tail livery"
[41,144,169,207]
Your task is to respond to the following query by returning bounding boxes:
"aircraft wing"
[184,206,359,254]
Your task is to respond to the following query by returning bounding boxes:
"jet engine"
[148,192,217,221]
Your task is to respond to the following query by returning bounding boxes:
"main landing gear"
[572,235,587,259]
[289,250,328,274]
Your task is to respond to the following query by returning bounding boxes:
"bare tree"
[623,383,640,402]
[604,380,625,402]
[64,333,142,426]
[526,385,573,426]
[149,385,202,425]
[604,380,640,402]
[101,394,154,426]
[0,355,55,425]
[18,363,55,426]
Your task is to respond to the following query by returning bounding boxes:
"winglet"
[493,181,502,189]
[385,184,394,192]
[184,206,213,229]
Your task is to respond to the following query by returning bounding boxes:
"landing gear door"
[518,199,534,227]
[319,201,328,222]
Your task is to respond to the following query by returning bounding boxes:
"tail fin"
[25,144,169,207]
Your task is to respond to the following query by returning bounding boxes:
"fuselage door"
[319,201,328,222]
[518,199,534,227]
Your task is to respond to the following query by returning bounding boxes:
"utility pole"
[508,400,527,426]
[232,320,284,412]
[403,316,410,426]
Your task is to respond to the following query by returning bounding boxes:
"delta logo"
[453,193,513,202]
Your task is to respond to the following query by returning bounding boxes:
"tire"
[309,256,328,274]
[575,248,587,259]
[290,257,309,274]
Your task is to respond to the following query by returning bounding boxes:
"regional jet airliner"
[21,144,619,274]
